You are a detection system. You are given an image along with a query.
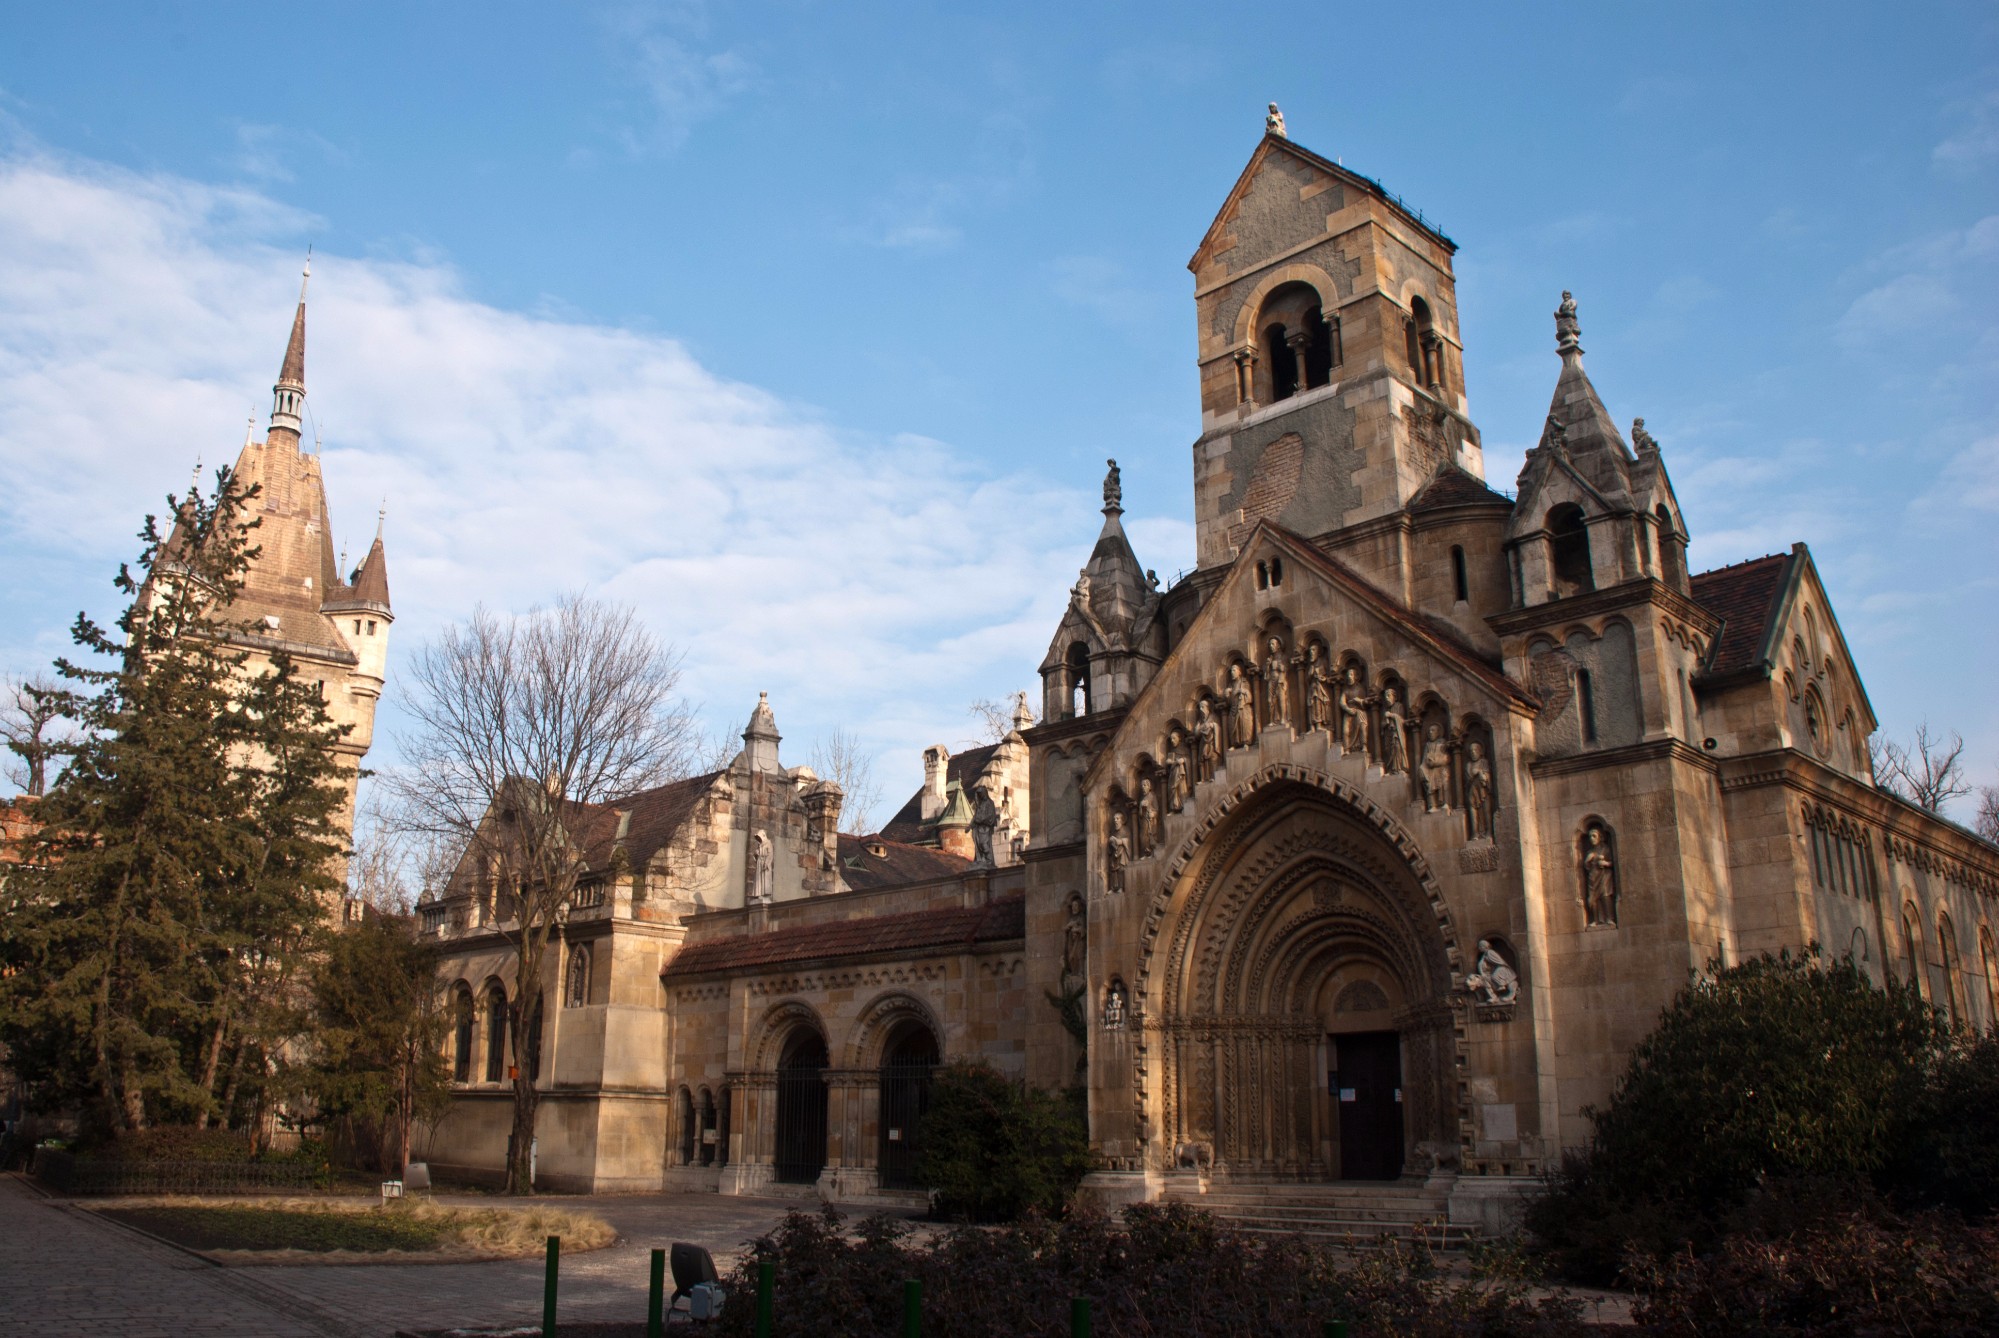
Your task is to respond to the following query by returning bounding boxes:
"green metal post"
[542,1235,560,1337]
[648,1248,666,1338]
[903,1278,922,1338]
[1071,1296,1092,1338]
[755,1260,775,1338]
[1324,1323,1350,1338]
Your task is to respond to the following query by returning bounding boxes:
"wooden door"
[1332,1031,1404,1180]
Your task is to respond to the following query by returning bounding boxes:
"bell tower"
[1187,113,1483,570]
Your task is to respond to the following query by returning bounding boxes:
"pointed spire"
[243,414,255,448]
[268,254,309,445]
[742,692,781,772]
[1537,290,1636,494]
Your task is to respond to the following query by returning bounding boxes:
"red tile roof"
[562,771,726,872]
[1690,552,1793,677]
[661,895,1024,978]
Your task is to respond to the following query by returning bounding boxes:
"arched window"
[716,1085,732,1168]
[1253,282,1331,403]
[1303,307,1336,386]
[1065,642,1092,718]
[1981,927,1999,1025]
[678,1087,697,1165]
[1264,321,1299,401]
[1576,668,1598,744]
[1410,296,1440,389]
[1450,546,1469,603]
[1902,910,1926,999]
[484,985,508,1082]
[452,985,474,1083]
[565,945,592,1008]
[1938,914,1964,1024]
[699,1088,718,1166]
[1548,504,1593,595]
[1655,505,1686,591]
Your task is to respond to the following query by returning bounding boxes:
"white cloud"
[0,148,1104,803]
[1934,90,1999,175]
[598,1,756,156]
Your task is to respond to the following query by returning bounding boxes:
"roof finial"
[1265,102,1287,138]
[1554,290,1582,356]
[269,253,310,443]
[376,496,386,540]
[188,455,202,497]
[1102,458,1122,515]
[243,413,255,447]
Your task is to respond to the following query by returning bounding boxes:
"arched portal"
[773,1029,830,1184]
[1145,777,1461,1182]
[876,1021,940,1190]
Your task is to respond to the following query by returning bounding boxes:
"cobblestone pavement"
[1,1174,846,1336]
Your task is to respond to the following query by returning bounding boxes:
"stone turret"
[1037,459,1165,720]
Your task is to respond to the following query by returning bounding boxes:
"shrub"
[715,1203,1590,1338]
[91,1126,253,1162]
[1894,1030,1999,1219]
[913,1061,1092,1221]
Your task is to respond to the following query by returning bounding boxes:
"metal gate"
[876,1056,935,1190]
[773,1036,829,1184]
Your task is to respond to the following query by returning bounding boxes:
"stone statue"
[1061,893,1086,984]
[1378,686,1409,774]
[971,781,1000,868]
[1103,458,1122,511]
[1420,722,1452,812]
[1466,938,1519,1006]
[1163,729,1190,813]
[1194,699,1223,780]
[749,829,774,903]
[1555,290,1580,350]
[1631,417,1658,453]
[1106,810,1131,895]
[1581,823,1617,926]
[1226,663,1257,748]
[1464,741,1494,839]
[1103,979,1128,1030]
[1261,636,1290,728]
[1135,776,1159,854]
[1146,568,1160,590]
[1071,569,1091,610]
[1303,643,1333,733]
[1339,665,1372,757]
[1265,102,1286,137]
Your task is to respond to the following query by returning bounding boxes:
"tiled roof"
[565,770,726,872]
[879,743,1000,844]
[1407,464,1511,512]
[836,833,972,891]
[1690,552,1793,677]
[661,895,1024,977]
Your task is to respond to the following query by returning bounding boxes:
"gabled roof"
[1408,463,1512,513]
[563,770,727,873]
[1690,552,1793,678]
[836,833,973,891]
[1190,133,1454,272]
[660,895,1023,978]
[879,743,999,844]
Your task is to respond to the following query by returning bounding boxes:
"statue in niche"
[1163,729,1190,813]
[1466,938,1519,1006]
[1378,686,1409,773]
[1135,777,1159,853]
[1103,979,1128,1030]
[1106,810,1131,895]
[1303,643,1333,733]
[748,829,774,904]
[970,781,1000,868]
[1581,822,1618,926]
[1420,723,1453,812]
[1261,635,1290,728]
[1225,663,1257,748]
[1193,699,1223,780]
[1339,665,1373,757]
[1464,741,1494,839]
[1061,893,1086,985]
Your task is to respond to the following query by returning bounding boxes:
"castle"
[375,125,1997,1226]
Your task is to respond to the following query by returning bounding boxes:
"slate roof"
[1690,552,1794,678]
[879,743,999,844]
[1407,464,1511,513]
[661,895,1024,978]
[562,771,726,872]
[836,833,973,891]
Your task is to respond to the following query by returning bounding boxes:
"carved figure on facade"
[1464,741,1494,839]
[1061,893,1086,986]
[1103,978,1128,1030]
[1581,821,1618,926]
[1303,642,1333,733]
[1106,810,1131,895]
[1261,635,1290,729]
[1193,698,1223,780]
[1378,686,1409,774]
[1163,729,1190,813]
[1420,722,1453,812]
[1465,938,1519,1007]
[1265,102,1286,137]
[1135,776,1159,854]
[1631,417,1658,454]
[1339,664,1373,757]
[970,781,1000,868]
[748,829,774,904]
[1103,458,1122,511]
[1225,662,1257,748]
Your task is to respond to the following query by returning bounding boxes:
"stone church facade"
[413,127,1999,1223]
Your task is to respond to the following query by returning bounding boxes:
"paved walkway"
[1,1174,821,1336]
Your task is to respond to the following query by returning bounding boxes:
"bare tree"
[811,728,885,835]
[388,594,695,1193]
[1871,723,1970,813]
[967,691,1035,745]
[1,673,75,796]
[1976,785,1999,846]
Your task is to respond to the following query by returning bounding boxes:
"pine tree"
[0,469,350,1134]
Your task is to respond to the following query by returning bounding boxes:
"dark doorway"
[877,1024,939,1190]
[773,1031,829,1184]
[1332,1031,1405,1180]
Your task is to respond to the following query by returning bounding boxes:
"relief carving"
[1420,723,1453,812]
[1106,810,1131,895]
[1463,741,1494,839]
[1061,893,1086,987]
[1465,938,1519,1007]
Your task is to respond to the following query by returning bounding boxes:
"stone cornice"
[1488,577,1720,641]
[1526,736,1717,780]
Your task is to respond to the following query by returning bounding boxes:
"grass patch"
[95,1198,616,1259]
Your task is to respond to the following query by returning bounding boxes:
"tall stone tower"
[1187,124,1483,571]
[217,264,393,862]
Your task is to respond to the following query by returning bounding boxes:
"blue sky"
[1,2,1995,825]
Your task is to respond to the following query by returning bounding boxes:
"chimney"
[920,745,950,821]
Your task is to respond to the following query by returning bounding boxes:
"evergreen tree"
[0,469,349,1134]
